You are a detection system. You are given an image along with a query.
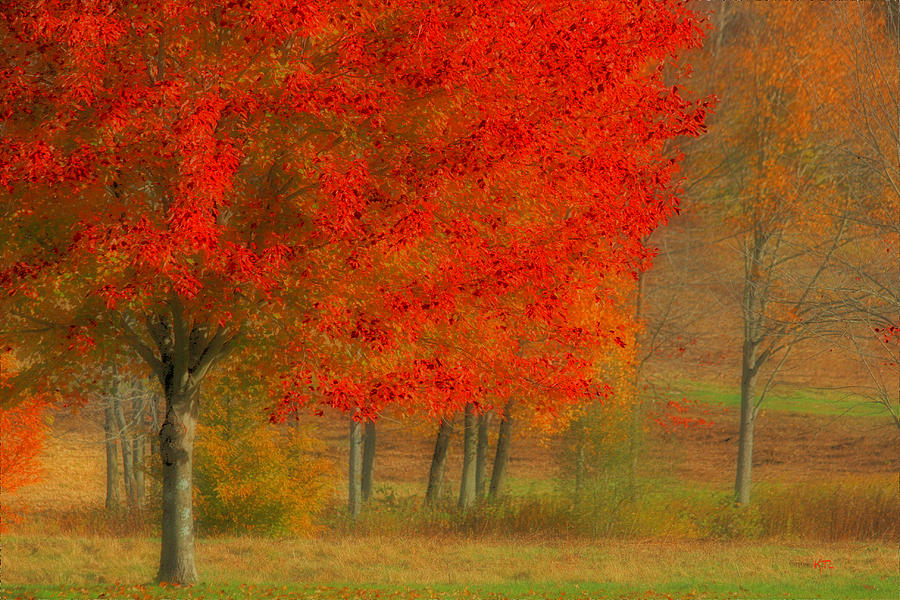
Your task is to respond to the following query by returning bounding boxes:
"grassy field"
[1,535,895,599]
[2,379,897,600]
[647,379,890,418]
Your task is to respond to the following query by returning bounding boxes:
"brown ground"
[6,398,897,515]
[645,404,899,486]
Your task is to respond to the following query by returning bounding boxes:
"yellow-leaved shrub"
[194,388,332,536]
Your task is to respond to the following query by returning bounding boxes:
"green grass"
[1,535,894,599]
[3,578,895,600]
[655,380,888,417]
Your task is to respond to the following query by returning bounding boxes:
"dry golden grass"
[757,473,899,541]
[3,413,108,513]
[2,534,894,588]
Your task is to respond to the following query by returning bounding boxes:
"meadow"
[2,536,895,599]
[3,383,896,600]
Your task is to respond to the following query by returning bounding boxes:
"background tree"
[425,415,455,505]
[818,1,900,430]
[683,2,862,504]
[100,367,155,511]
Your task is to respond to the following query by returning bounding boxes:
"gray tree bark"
[113,393,135,507]
[735,339,760,505]
[348,417,363,518]
[425,417,453,504]
[119,300,234,585]
[149,392,160,463]
[474,412,490,500]
[735,233,766,506]
[489,400,514,498]
[458,403,477,510]
[104,397,120,510]
[361,420,376,502]
[148,392,160,505]
[628,269,645,501]
[132,391,147,508]
[157,389,198,584]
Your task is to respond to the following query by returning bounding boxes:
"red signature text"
[814,559,834,573]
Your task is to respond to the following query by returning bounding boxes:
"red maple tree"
[1,0,708,584]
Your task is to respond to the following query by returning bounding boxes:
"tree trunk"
[156,391,199,585]
[126,301,234,586]
[114,394,135,507]
[489,400,514,498]
[475,412,490,500]
[104,397,120,510]
[361,420,376,502]
[458,403,477,510]
[735,232,764,507]
[348,416,362,518]
[735,340,759,505]
[149,392,160,455]
[425,417,453,504]
[132,392,146,508]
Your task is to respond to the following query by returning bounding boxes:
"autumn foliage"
[0,354,48,532]
[194,376,332,536]
[0,0,709,583]
[1,0,709,419]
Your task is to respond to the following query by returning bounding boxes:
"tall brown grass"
[756,473,898,541]
[13,506,155,537]
[10,474,896,542]
[325,474,898,542]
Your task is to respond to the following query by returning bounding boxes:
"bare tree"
[819,1,900,431]
[683,3,863,504]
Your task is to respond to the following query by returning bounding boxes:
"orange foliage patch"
[0,396,48,531]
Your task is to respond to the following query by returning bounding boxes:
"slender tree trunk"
[361,420,376,502]
[628,269,645,501]
[735,340,759,505]
[735,234,765,507]
[348,416,362,518]
[132,392,146,508]
[458,403,477,510]
[104,397,120,510]
[475,412,490,500]
[425,417,453,504]
[157,389,199,585]
[114,394,135,507]
[489,400,514,497]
